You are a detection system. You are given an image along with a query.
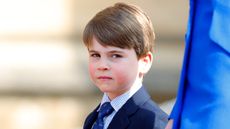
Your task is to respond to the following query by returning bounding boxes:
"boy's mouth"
[97,76,112,80]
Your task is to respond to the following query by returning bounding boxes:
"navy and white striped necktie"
[92,102,114,129]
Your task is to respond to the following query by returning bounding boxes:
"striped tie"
[92,102,114,129]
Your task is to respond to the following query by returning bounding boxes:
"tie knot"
[98,102,114,119]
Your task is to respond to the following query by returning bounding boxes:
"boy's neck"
[107,78,143,100]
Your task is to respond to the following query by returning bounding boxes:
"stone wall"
[0,0,187,128]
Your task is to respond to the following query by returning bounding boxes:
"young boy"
[82,2,168,129]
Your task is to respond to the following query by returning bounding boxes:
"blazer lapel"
[108,87,150,129]
[83,105,99,129]
[108,109,130,129]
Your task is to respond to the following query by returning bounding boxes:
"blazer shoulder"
[140,100,168,129]
[125,100,168,129]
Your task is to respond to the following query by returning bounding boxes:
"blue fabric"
[92,102,114,129]
[170,0,230,129]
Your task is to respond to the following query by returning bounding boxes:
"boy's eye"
[111,54,122,58]
[90,53,100,58]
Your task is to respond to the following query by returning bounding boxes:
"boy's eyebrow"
[88,49,99,53]
[108,50,124,54]
[88,50,98,53]
[88,49,125,54]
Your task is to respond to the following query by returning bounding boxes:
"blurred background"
[0,0,188,129]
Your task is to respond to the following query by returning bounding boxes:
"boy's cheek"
[116,76,127,85]
[113,70,130,83]
[88,64,96,77]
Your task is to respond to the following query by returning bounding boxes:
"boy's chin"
[98,87,112,93]
[96,85,111,92]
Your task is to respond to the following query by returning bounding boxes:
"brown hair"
[83,2,155,58]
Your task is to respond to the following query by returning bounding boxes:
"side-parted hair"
[83,2,155,58]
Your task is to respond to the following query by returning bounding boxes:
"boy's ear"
[139,52,153,75]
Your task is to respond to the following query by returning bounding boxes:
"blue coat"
[83,87,168,129]
[170,0,230,128]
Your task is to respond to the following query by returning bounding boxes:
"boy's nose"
[97,60,110,71]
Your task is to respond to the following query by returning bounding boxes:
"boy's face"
[87,37,145,100]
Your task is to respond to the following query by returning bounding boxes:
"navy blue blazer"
[83,87,168,129]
